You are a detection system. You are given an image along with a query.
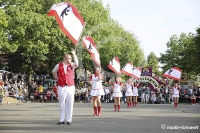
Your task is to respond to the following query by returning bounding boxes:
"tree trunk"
[28,74,32,83]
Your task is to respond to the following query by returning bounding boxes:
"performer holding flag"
[172,83,180,108]
[82,36,104,116]
[132,82,139,107]
[125,77,133,108]
[48,2,85,125]
[112,77,123,111]
[90,67,104,116]
[163,67,182,108]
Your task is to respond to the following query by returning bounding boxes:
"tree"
[147,52,160,75]
[1,0,146,82]
[159,28,200,76]
[1,0,69,76]
[0,8,8,50]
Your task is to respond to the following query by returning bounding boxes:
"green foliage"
[147,52,160,75]
[159,27,200,76]
[0,8,8,48]
[0,0,146,78]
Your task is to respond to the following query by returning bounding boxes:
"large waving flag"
[82,36,101,66]
[121,62,133,77]
[132,67,142,80]
[163,67,182,81]
[108,57,120,74]
[48,2,85,45]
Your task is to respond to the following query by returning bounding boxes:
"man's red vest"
[57,62,75,87]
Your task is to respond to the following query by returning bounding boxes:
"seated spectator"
[14,88,19,99]
[0,88,4,104]
[49,90,55,102]
[0,79,4,86]
[154,97,161,104]
[179,86,186,97]
[108,93,114,103]
[46,90,51,101]
[191,94,196,105]
[193,86,197,96]
[161,97,165,104]
[52,84,58,99]
[39,95,44,102]
[4,89,9,97]
[37,84,44,94]
[85,89,89,103]
[17,93,24,101]
[186,86,193,97]
[34,90,40,101]
[149,94,156,104]
[196,85,200,96]
[80,87,86,100]
[30,93,34,102]
[75,88,79,101]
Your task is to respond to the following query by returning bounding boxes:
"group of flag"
[47,2,182,81]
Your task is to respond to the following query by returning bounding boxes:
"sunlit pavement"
[0,102,199,133]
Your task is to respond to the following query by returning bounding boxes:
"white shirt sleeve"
[71,62,77,69]
[52,64,59,73]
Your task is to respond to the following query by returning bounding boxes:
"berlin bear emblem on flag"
[60,5,71,21]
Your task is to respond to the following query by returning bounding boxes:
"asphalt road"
[0,102,200,133]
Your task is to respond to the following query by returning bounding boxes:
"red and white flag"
[48,2,85,45]
[163,67,182,81]
[132,67,142,80]
[108,57,120,74]
[121,62,133,77]
[82,36,101,66]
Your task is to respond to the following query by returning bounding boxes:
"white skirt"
[125,92,133,96]
[113,92,122,97]
[133,93,138,96]
[172,94,179,98]
[90,88,104,96]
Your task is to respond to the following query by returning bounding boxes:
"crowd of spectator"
[0,71,58,104]
[75,83,200,105]
[0,71,200,105]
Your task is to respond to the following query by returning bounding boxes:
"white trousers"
[58,85,75,122]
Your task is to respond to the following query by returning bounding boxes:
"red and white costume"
[113,82,122,97]
[53,62,77,123]
[132,86,138,96]
[125,83,133,96]
[90,74,104,96]
[172,87,179,98]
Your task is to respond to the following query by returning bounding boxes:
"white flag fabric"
[121,62,133,77]
[163,67,182,81]
[48,2,84,45]
[82,36,101,66]
[132,67,142,80]
[108,57,120,74]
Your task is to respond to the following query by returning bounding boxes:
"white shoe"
[172,102,174,104]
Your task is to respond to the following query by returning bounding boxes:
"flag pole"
[75,21,87,51]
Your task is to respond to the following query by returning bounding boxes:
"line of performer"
[89,67,181,116]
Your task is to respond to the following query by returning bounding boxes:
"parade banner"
[136,67,167,92]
